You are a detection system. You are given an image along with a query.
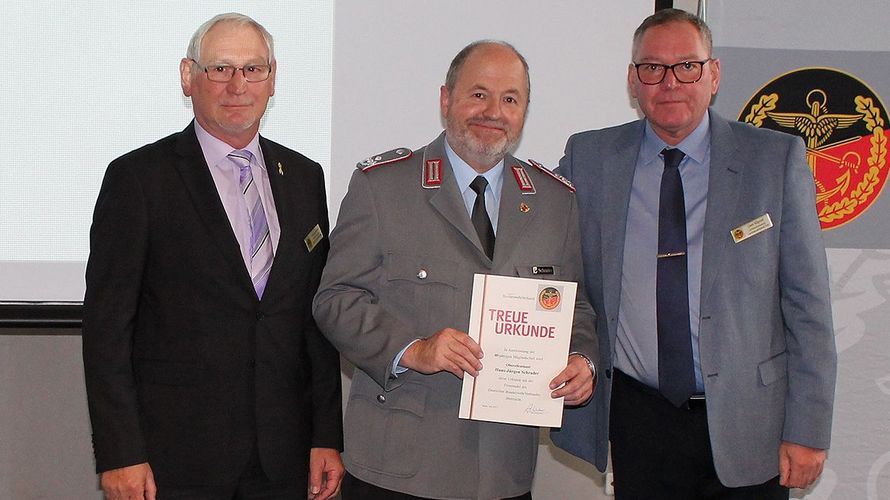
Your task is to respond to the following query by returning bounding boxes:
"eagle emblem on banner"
[739,67,888,230]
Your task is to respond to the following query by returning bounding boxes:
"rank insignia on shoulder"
[510,165,536,194]
[528,158,575,192]
[357,147,413,172]
[422,159,443,189]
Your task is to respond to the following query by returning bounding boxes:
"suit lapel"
[700,112,743,301]
[173,123,254,292]
[492,155,537,264]
[601,122,645,325]
[425,134,492,263]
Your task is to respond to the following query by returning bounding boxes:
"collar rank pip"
[422,158,443,189]
[511,164,536,194]
[357,147,413,172]
[528,159,575,192]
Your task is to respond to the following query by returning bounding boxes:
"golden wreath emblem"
[739,67,888,230]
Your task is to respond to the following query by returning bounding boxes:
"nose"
[227,69,249,94]
[660,68,681,89]
[482,97,503,119]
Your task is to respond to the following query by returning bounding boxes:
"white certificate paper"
[459,273,577,427]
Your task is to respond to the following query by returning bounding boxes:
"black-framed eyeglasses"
[189,58,272,83]
[633,59,713,85]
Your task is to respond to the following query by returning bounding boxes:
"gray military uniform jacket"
[313,132,597,499]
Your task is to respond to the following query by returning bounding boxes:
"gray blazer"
[313,132,597,499]
[550,111,836,488]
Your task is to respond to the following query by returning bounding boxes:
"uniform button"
[417,269,428,280]
[376,394,386,403]
[248,360,256,368]
[256,312,265,320]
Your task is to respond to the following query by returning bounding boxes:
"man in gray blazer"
[550,9,836,499]
[313,40,597,499]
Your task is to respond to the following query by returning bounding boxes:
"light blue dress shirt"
[444,137,505,234]
[614,114,711,393]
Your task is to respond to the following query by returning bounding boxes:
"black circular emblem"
[739,67,889,230]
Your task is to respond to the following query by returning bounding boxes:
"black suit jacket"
[82,122,343,486]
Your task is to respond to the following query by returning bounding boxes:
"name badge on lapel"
[731,214,773,243]
[304,224,324,252]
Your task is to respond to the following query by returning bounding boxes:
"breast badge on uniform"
[357,147,413,172]
[528,159,576,192]
[739,67,888,230]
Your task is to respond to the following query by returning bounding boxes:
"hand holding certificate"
[459,274,577,427]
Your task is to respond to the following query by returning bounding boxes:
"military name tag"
[304,224,324,252]
[731,214,773,243]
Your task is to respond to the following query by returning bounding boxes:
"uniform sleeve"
[312,170,418,390]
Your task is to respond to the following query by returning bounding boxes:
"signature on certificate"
[524,403,545,415]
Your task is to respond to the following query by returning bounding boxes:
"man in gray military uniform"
[313,40,598,500]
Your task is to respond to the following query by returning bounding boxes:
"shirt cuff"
[569,351,597,380]
[391,339,422,377]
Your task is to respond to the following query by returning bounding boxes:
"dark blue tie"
[657,148,696,407]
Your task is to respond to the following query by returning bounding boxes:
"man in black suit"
[82,13,343,500]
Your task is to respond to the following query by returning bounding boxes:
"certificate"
[459,273,577,427]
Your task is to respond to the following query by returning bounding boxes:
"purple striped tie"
[228,150,273,298]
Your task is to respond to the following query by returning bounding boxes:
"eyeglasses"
[633,59,713,85]
[190,59,272,83]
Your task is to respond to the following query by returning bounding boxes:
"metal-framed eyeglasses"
[633,59,713,85]
[190,59,272,83]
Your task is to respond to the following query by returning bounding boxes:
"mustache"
[468,118,507,130]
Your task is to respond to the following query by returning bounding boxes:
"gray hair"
[445,40,530,101]
[632,8,713,59]
[186,12,275,64]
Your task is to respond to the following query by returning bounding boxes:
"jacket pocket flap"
[757,351,788,386]
[380,381,428,417]
[384,253,459,287]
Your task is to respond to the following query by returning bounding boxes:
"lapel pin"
[278,162,284,176]
[519,202,530,213]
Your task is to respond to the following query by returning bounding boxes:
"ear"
[709,58,721,96]
[180,58,194,97]
[439,85,450,118]
[268,60,277,97]
[627,63,638,99]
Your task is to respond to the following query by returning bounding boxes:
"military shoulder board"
[528,159,575,192]
[357,147,413,172]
